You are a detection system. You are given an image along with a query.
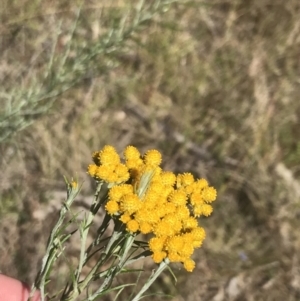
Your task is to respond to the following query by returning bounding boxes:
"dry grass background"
[1,0,300,300]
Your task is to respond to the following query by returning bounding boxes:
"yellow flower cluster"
[87,145,130,184]
[87,145,217,272]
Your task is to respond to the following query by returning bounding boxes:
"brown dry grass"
[1,0,300,300]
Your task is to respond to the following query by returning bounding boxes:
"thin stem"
[76,183,103,277]
[65,182,103,300]
[29,182,79,301]
[131,259,169,301]
[87,234,136,300]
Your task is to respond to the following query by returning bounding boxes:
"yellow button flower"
[201,186,217,203]
[183,259,195,272]
[124,145,141,161]
[99,145,120,166]
[152,251,167,263]
[143,149,162,166]
[105,200,119,215]
[126,219,139,233]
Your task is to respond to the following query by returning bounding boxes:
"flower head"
[183,259,195,272]
[201,186,217,203]
[177,173,194,187]
[143,149,162,166]
[99,145,120,166]
[124,145,141,161]
[105,200,119,215]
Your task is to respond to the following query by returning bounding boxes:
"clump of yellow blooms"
[87,145,217,272]
[88,145,130,184]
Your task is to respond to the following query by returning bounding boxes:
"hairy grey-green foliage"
[0,0,179,143]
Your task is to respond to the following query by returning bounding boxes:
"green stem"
[131,259,169,301]
[76,183,103,278]
[65,182,103,300]
[29,181,79,301]
[87,234,136,300]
